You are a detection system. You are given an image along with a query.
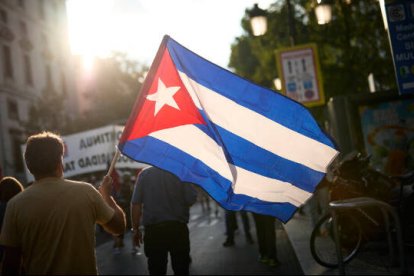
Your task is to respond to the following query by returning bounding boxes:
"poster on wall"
[359,98,414,175]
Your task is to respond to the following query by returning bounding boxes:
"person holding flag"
[0,131,126,275]
[117,35,338,224]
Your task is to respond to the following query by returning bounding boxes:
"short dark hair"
[24,131,64,178]
[0,176,24,202]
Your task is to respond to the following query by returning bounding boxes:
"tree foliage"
[26,52,147,135]
[229,0,396,102]
[24,86,70,135]
[77,52,147,131]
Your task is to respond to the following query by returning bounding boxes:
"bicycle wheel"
[310,212,362,268]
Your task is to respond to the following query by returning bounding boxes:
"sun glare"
[66,0,113,60]
[65,0,276,69]
[81,55,95,74]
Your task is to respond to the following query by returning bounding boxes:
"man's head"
[0,176,24,202]
[24,131,64,180]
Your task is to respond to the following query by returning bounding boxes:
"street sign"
[385,0,414,95]
[275,43,325,107]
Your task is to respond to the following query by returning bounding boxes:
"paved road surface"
[96,202,303,275]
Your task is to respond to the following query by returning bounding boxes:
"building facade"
[0,0,77,182]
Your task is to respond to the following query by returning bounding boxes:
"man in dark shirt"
[130,166,197,275]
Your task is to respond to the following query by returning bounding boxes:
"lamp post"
[247,3,268,36]
[314,0,355,95]
[314,2,332,25]
[314,0,353,25]
[286,0,296,46]
[248,1,296,46]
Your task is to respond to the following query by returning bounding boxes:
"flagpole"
[106,149,120,177]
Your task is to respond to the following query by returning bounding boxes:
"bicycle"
[309,152,403,268]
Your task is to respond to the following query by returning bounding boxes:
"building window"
[7,99,19,120]
[50,1,57,24]
[17,0,25,9]
[10,130,24,173]
[0,9,7,24]
[24,54,33,85]
[2,45,13,79]
[38,0,44,20]
[19,21,28,37]
[46,64,53,88]
[61,71,67,95]
[42,32,49,51]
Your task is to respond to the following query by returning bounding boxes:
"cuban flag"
[118,35,338,223]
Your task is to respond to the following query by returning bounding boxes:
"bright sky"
[65,0,274,69]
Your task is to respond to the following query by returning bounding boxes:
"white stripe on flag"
[149,125,310,206]
[231,165,312,206]
[149,125,233,181]
[178,72,338,173]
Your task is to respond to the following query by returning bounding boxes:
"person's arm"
[98,175,126,235]
[2,246,22,275]
[130,202,143,248]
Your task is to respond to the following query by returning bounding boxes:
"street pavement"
[96,202,303,275]
[95,201,414,275]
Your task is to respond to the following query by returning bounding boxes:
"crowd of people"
[0,131,282,275]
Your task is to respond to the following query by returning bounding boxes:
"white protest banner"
[22,125,146,182]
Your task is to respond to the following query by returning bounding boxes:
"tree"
[229,0,396,102]
[71,52,147,132]
[25,52,147,135]
[24,86,70,135]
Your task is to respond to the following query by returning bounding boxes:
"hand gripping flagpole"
[106,149,120,177]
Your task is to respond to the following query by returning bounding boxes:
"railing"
[329,197,406,275]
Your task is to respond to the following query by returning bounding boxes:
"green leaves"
[229,0,396,101]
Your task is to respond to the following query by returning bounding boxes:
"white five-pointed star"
[146,78,181,116]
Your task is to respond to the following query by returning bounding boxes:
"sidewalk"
[283,211,414,275]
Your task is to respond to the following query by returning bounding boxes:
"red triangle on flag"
[125,49,205,141]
